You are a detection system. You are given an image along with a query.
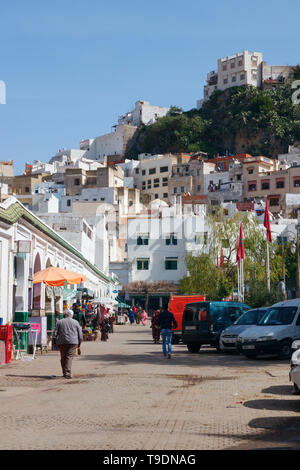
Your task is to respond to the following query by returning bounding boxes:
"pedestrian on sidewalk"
[157,307,177,359]
[100,317,109,341]
[141,309,148,326]
[52,309,83,379]
[129,308,135,325]
[151,309,161,344]
[135,307,141,325]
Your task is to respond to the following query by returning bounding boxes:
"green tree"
[179,209,283,306]
[126,84,300,159]
[179,254,232,300]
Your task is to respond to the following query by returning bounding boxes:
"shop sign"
[17,240,31,253]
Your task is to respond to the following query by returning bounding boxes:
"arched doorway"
[13,255,26,317]
[33,253,41,311]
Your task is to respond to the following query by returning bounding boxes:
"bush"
[245,282,282,308]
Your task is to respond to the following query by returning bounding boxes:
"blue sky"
[0,0,300,174]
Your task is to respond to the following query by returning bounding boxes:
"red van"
[168,295,205,343]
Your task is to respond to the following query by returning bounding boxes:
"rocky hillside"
[126,85,300,158]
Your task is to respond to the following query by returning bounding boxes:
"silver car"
[220,308,269,353]
[237,299,300,359]
[290,340,300,394]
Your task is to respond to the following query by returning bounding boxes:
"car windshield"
[258,307,298,326]
[234,309,267,325]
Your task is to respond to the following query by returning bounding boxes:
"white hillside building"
[118,100,169,127]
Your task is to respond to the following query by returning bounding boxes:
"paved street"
[1,322,300,450]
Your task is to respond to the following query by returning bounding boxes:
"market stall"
[33,266,87,350]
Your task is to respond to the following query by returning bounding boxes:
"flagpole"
[266,239,271,292]
[241,259,244,302]
[264,197,272,293]
[237,262,240,301]
[240,260,242,302]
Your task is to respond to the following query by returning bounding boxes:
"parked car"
[220,307,269,353]
[289,339,300,394]
[237,299,300,359]
[182,301,250,353]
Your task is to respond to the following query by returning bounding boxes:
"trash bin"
[46,313,55,332]
[0,325,13,363]
[14,312,29,322]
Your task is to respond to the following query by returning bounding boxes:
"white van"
[236,299,300,359]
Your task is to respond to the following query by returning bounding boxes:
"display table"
[12,323,38,361]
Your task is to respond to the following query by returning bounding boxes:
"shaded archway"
[13,255,26,317]
[33,253,41,310]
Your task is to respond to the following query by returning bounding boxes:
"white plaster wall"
[127,217,186,283]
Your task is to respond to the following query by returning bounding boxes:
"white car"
[289,340,300,394]
[237,299,300,359]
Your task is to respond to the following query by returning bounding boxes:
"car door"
[212,304,230,333]
[294,308,300,339]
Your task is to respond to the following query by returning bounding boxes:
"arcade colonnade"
[0,197,117,325]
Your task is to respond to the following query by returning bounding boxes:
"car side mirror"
[291,340,300,351]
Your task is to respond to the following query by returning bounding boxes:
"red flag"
[220,247,224,267]
[236,236,240,267]
[239,224,245,260]
[264,198,272,243]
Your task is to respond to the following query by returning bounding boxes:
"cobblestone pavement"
[1,322,300,450]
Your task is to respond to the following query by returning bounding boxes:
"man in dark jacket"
[52,309,83,379]
[157,307,178,359]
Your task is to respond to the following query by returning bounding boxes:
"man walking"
[52,309,83,379]
[157,306,177,359]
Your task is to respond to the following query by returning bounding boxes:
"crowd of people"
[126,306,148,326]
[64,300,116,342]
[120,305,178,359]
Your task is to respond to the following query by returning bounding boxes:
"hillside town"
[2,46,300,452]
[1,84,300,320]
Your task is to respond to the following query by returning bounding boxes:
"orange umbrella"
[33,266,87,286]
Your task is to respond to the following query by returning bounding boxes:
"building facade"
[0,197,117,326]
[118,100,169,127]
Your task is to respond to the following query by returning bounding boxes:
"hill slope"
[126,85,300,158]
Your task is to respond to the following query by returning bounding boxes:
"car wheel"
[215,337,222,353]
[293,383,300,395]
[187,343,201,354]
[244,353,257,359]
[279,340,292,360]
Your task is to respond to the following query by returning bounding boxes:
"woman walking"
[141,310,148,326]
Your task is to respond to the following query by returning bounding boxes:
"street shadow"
[200,416,300,450]
[249,416,300,431]
[262,385,294,396]
[4,374,58,380]
[243,398,300,413]
[126,341,157,345]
